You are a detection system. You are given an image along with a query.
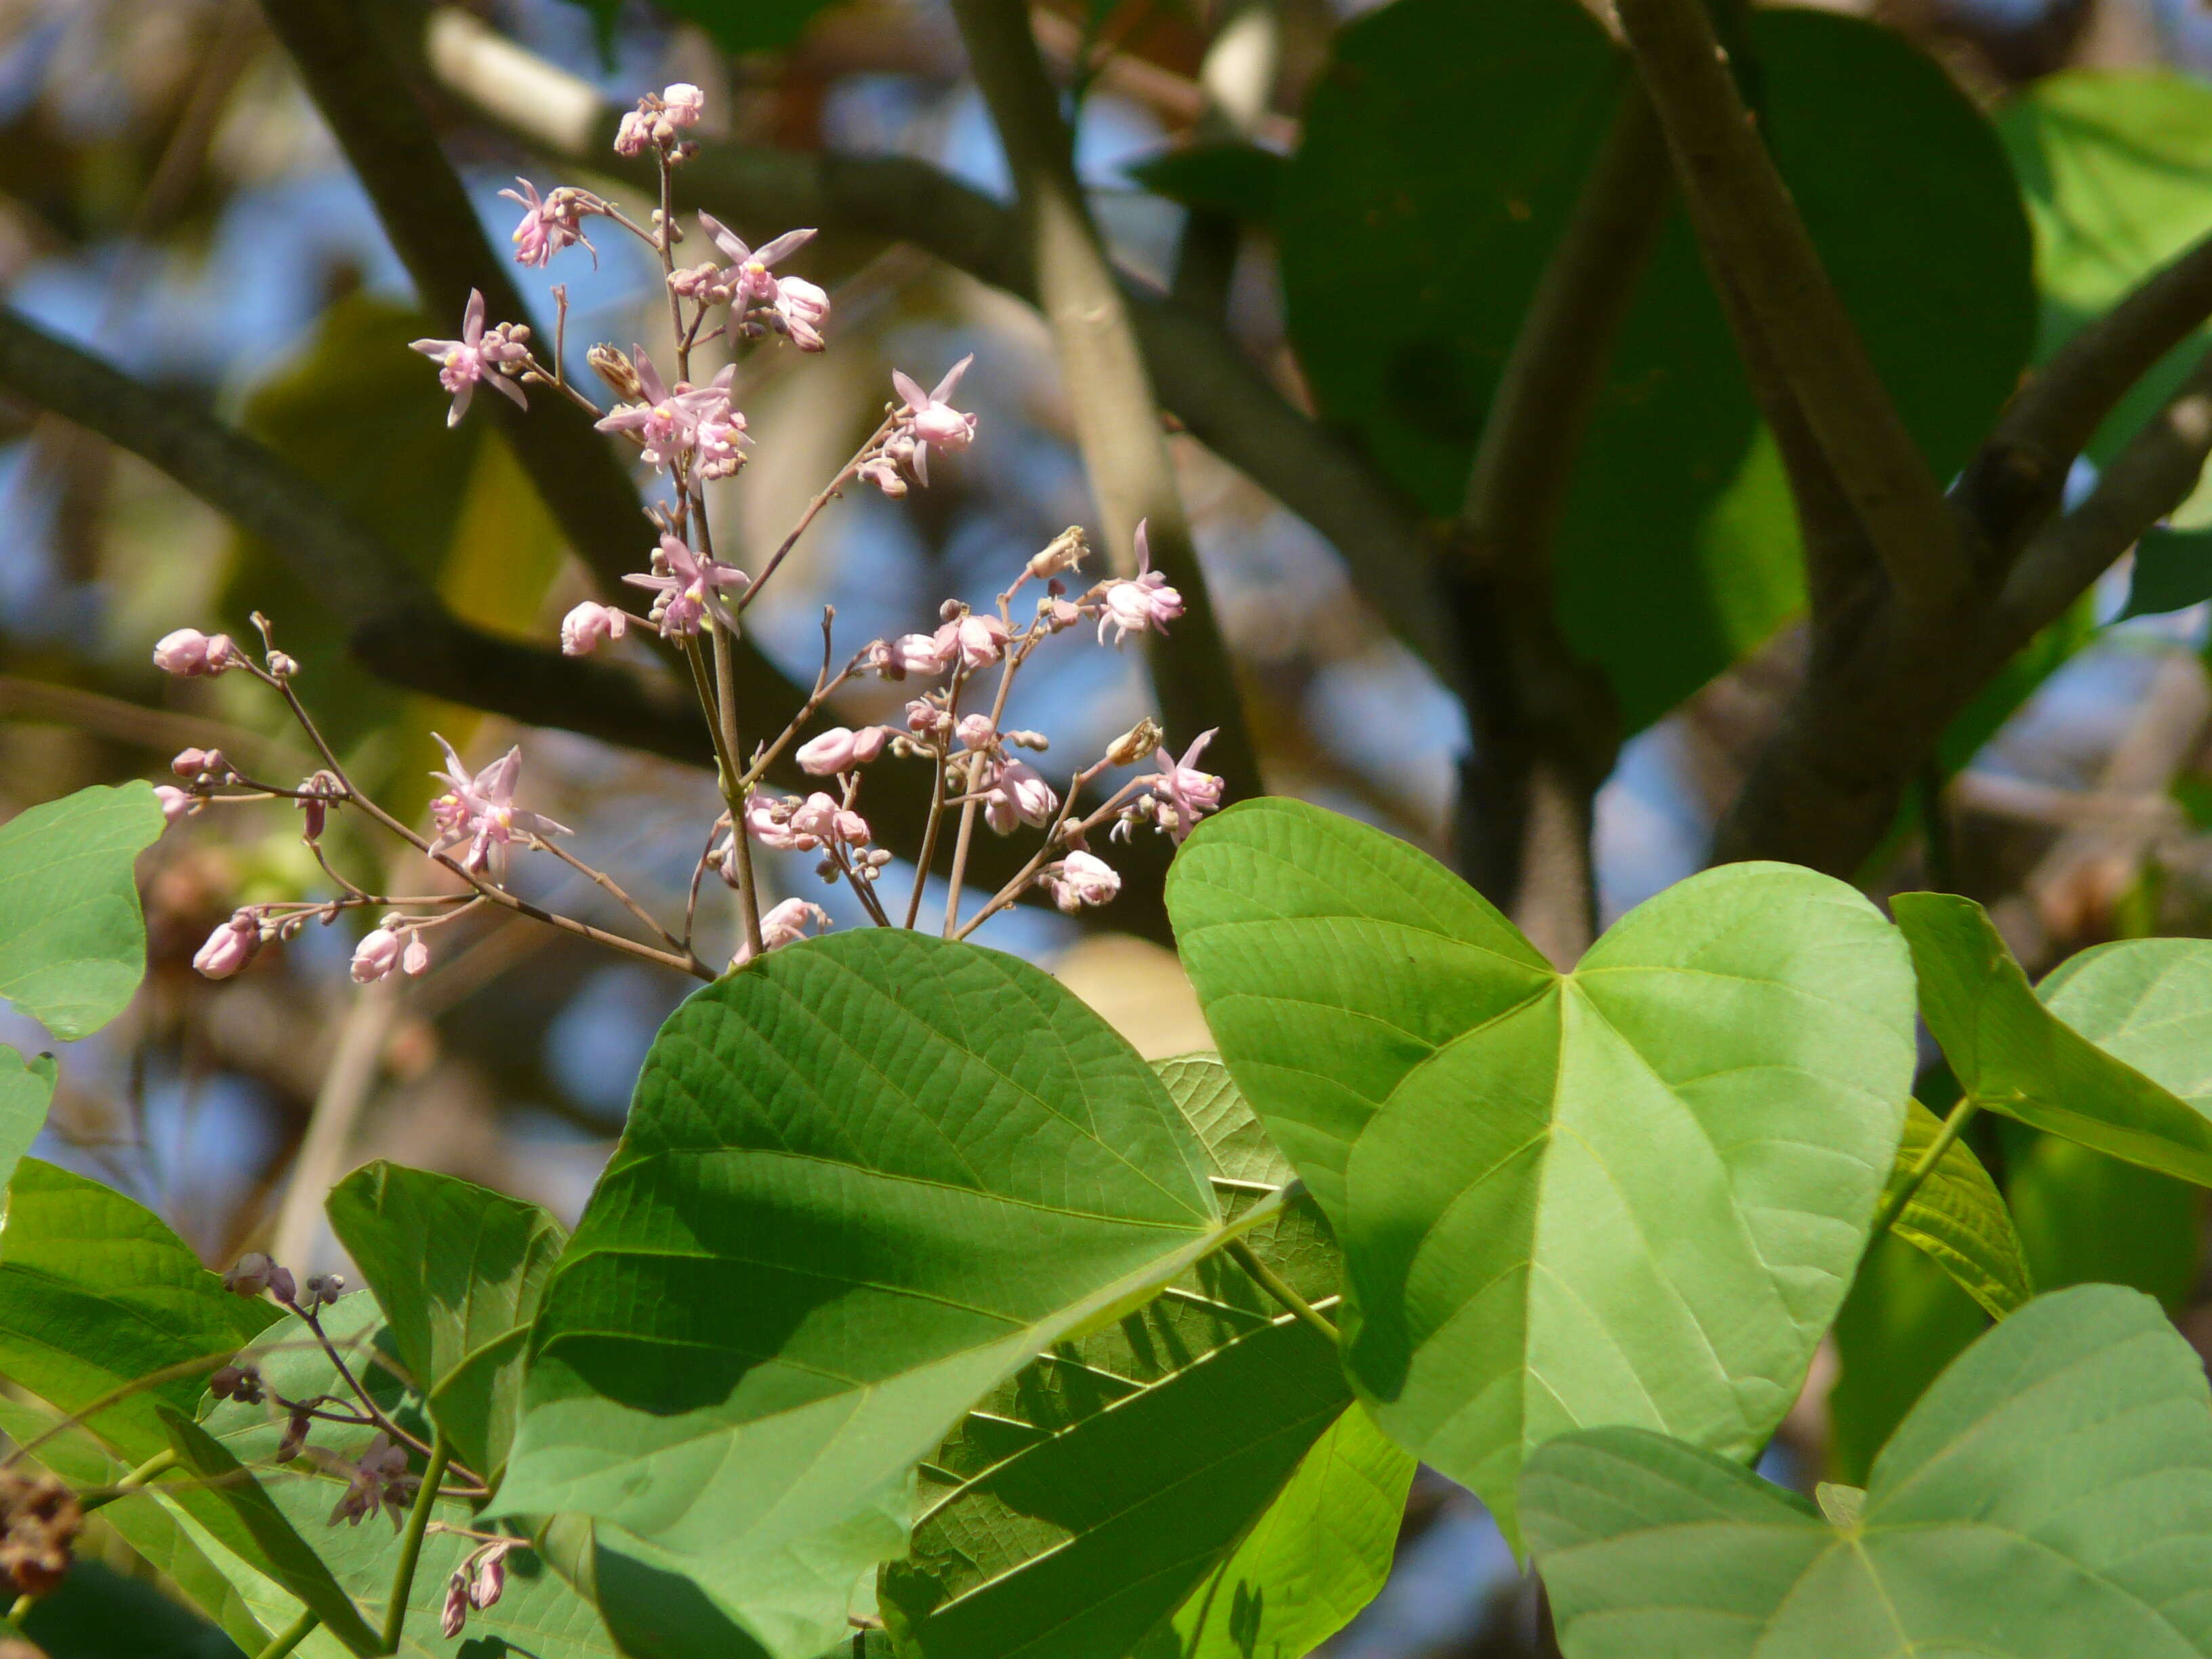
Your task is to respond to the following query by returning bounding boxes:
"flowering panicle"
[165,73,1233,1009]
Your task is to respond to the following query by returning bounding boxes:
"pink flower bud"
[152,628,237,677]
[983,760,1058,834]
[402,933,431,976]
[350,928,402,984]
[224,1253,279,1296]
[468,1542,512,1610]
[906,699,950,737]
[153,785,194,827]
[171,747,213,777]
[443,1574,470,1639]
[560,600,630,657]
[796,726,874,775]
[956,714,997,750]
[886,632,953,677]
[194,914,261,980]
[1042,850,1121,914]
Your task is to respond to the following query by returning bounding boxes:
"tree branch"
[1997,344,2212,642]
[1614,0,1967,610]
[414,3,1448,672]
[1447,80,1668,962]
[1959,228,2212,561]
[946,0,1263,799]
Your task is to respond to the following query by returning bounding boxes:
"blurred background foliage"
[7,0,2212,1652]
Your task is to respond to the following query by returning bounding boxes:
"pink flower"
[499,179,598,269]
[427,735,571,876]
[905,699,950,737]
[661,83,705,127]
[1042,850,1120,914]
[935,612,1008,672]
[981,759,1058,834]
[1097,520,1185,646]
[560,601,629,656]
[622,534,747,638]
[892,356,977,481]
[693,396,750,480]
[795,726,888,775]
[1141,729,1225,842]
[153,784,194,826]
[350,928,401,984]
[194,914,261,979]
[956,714,997,750]
[614,108,652,155]
[409,291,529,426]
[734,897,830,966]
[856,455,907,498]
[594,350,735,470]
[696,215,819,312]
[152,628,237,677]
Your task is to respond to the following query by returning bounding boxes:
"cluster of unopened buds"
[146,77,1231,990]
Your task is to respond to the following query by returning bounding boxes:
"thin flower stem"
[253,1610,321,1659]
[904,735,954,929]
[1868,1097,1983,1244]
[76,1446,180,1515]
[1225,1237,1338,1343]
[382,1432,452,1654]
[540,840,687,953]
[739,415,899,613]
[711,624,766,958]
[735,659,864,791]
[270,677,711,980]
[684,812,729,951]
[658,152,688,384]
[941,636,1037,935]
[285,1300,480,1489]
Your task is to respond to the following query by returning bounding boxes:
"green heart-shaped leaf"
[1167,799,1916,1541]
[0,783,164,1041]
[1884,1099,2032,1319]
[326,1161,567,1481]
[1895,893,2212,1183]
[1525,1284,2212,1657]
[496,930,1269,1650]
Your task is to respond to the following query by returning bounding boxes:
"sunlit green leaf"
[0,782,164,1040]
[1167,798,1916,1543]
[1998,72,2212,464]
[1883,1099,2032,1319]
[497,931,1269,1654]
[0,1046,54,1202]
[1895,893,2212,1183]
[1525,1285,2212,1656]
[325,1160,567,1479]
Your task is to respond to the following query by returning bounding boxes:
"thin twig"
[382,1433,453,1653]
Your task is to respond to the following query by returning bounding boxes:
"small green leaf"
[1525,1285,2212,1657]
[325,1161,567,1479]
[1126,143,1286,224]
[1883,1099,2032,1318]
[497,930,1257,1652]
[0,1160,276,1460]
[1168,799,1917,1543]
[0,1047,55,1200]
[0,783,164,1041]
[1895,893,2212,1183]
[2123,527,2212,619]
[2006,1125,2202,1313]
[1827,1229,1986,1486]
